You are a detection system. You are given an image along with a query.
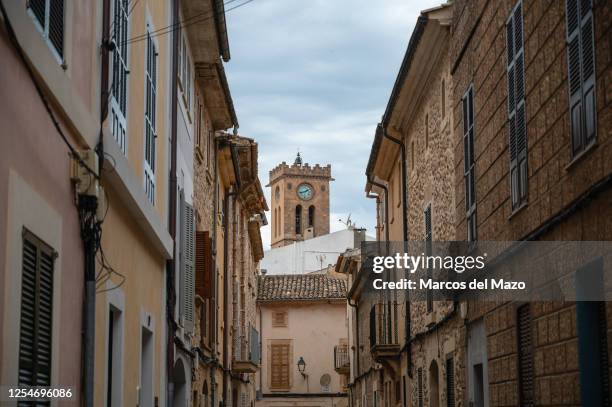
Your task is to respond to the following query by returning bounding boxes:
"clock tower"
[268,153,333,248]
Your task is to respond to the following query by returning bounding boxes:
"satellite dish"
[320,373,331,386]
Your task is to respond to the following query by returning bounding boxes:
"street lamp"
[297,357,306,376]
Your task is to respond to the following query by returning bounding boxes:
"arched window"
[429,360,440,407]
[308,206,315,227]
[295,205,302,234]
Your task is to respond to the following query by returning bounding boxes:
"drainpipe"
[166,0,180,404]
[380,123,412,377]
[223,188,238,406]
[211,135,220,407]
[81,0,111,405]
[366,176,389,243]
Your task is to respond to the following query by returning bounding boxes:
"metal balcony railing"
[334,345,350,373]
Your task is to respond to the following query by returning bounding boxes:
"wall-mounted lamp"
[297,356,306,377]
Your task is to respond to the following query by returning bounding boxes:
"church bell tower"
[268,153,333,248]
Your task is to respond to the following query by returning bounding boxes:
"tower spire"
[294,151,303,166]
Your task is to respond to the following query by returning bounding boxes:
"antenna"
[338,213,354,229]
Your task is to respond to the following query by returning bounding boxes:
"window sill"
[565,141,598,171]
[508,201,528,220]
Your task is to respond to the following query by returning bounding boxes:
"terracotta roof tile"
[258,274,347,302]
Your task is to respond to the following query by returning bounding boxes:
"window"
[144,29,157,204]
[425,204,433,312]
[566,0,597,156]
[295,205,302,235]
[18,231,55,388]
[507,0,528,209]
[272,310,288,327]
[180,192,195,332]
[195,231,213,299]
[28,0,64,59]
[462,85,477,241]
[446,357,455,407]
[517,304,534,407]
[417,368,424,407]
[270,341,291,390]
[308,206,315,227]
[110,0,129,154]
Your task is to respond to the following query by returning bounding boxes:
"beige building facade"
[256,273,349,407]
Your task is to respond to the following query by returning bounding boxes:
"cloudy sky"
[225,0,439,248]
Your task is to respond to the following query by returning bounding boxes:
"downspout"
[166,0,180,405]
[380,123,412,377]
[211,135,220,407]
[223,188,238,406]
[82,0,111,405]
[347,298,360,383]
[366,176,389,243]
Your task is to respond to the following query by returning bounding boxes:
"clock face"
[297,183,313,200]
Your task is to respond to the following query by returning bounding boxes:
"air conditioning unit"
[70,149,100,197]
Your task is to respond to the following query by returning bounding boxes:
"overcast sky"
[225,0,440,248]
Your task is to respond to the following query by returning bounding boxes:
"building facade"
[0,0,102,402]
[0,0,265,406]
[451,0,612,405]
[256,273,349,407]
[268,155,333,248]
[359,1,612,407]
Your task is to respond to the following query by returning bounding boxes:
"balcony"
[369,303,401,361]
[232,327,260,373]
[334,345,350,375]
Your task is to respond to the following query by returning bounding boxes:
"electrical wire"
[122,0,254,46]
[121,0,243,45]
[0,0,100,180]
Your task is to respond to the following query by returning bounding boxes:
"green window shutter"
[19,231,55,388]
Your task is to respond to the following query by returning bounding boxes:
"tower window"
[308,206,315,227]
[295,205,302,234]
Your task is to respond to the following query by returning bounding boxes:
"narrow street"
[0,1,611,407]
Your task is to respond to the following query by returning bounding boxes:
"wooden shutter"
[19,231,55,387]
[566,0,597,155]
[29,0,46,28]
[48,0,64,58]
[446,357,455,407]
[28,0,64,58]
[507,1,528,209]
[270,343,290,389]
[462,86,476,241]
[517,304,534,407]
[196,231,213,298]
[181,196,195,331]
[417,368,424,407]
[272,311,288,327]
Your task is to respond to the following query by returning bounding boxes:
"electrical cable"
[122,0,254,46]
